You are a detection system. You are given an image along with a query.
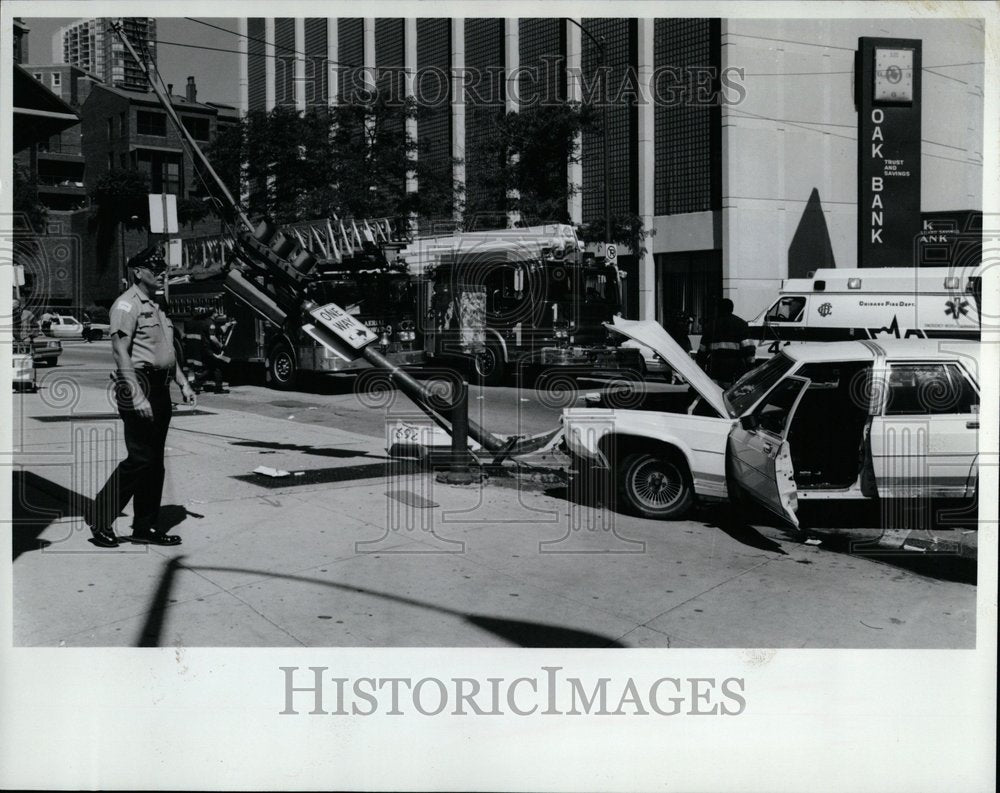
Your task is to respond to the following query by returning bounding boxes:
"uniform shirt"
[109,284,176,370]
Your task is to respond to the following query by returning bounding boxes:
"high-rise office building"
[239,17,983,325]
[53,17,157,92]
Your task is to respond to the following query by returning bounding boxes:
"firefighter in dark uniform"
[696,298,755,388]
[87,246,197,547]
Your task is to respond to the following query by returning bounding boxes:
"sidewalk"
[10,381,977,649]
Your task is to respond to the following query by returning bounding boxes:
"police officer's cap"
[127,245,168,273]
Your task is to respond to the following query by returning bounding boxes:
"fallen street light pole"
[301,298,506,457]
[360,340,503,457]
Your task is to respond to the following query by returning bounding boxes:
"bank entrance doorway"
[654,250,722,336]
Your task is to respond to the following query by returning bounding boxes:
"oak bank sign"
[856,37,922,268]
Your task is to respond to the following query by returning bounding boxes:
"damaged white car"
[563,319,980,526]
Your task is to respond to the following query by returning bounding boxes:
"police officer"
[87,246,197,547]
[696,298,755,388]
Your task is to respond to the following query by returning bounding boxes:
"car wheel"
[473,340,506,387]
[617,451,694,520]
[267,342,298,390]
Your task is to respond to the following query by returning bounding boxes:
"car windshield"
[724,353,795,416]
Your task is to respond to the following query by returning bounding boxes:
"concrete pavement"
[9,366,977,648]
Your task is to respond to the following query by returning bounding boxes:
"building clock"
[873,47,914,103]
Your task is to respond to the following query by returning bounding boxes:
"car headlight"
[397,319,416,343]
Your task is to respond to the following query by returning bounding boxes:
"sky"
[22,17,242,106]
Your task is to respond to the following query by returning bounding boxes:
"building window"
[120,111,127,137]
[135,150,184,195]
[163,161,181,195]
[33,72,43,81]
[653,19,721,215]
[51,72,62,89]
[107,117,115,142]
[182,116,210,141]
[136,110,167,136]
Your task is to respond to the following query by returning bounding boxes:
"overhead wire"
[123,24,246,236]
[725,109,982,166]
[155,29,983,84]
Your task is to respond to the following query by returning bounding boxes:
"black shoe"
[129,527,181,546]
[90,527,120,548]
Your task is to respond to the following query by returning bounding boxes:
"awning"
[13,64,80,152]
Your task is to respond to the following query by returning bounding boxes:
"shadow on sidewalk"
[228,440,373,458]
[11,471,85,560]
[696,504,788,555]
[135,560,624,648]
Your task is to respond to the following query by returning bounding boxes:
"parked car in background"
[40,313,110,342]
[82,319,111,341]
[43,314,86,338]
[12,341,37,391]
[30,336,62,366]
[563,319,980,532]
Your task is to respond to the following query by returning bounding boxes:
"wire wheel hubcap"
[630,459,683,508]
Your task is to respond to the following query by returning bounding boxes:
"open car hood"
[607,317,729,418]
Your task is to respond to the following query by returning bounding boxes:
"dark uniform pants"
[93,371,172,532]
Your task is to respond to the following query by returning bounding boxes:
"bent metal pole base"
[360,343,505,456]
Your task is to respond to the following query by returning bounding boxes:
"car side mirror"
[740,415,758,431]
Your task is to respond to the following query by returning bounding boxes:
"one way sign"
[303,302,379,361]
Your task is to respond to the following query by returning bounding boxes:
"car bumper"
[540,346,644,371]
[561,409,614,462]
[31,341,63,361]
[12,357,36,387]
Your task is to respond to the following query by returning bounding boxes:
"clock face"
[874,47,914,103]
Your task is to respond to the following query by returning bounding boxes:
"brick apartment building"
[78,78,240,304]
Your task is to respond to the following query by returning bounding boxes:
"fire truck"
[172,222,643,389]
[169,218,424,389]
[401,225,644,386]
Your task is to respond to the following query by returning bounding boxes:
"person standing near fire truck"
[696,298,755,388]
[86,246,197,547]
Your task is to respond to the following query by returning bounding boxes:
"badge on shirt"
[115,300,134,313]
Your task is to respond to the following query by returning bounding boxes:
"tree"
[88,169,149,271]
[176,197,211,228]
[89,168,150,229]
[206,99,459,227]
[579,213,655,260]
[13,162,47,233]
[462,102,598,229]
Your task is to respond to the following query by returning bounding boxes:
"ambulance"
[749,267,981,360]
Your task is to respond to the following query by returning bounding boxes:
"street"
[10,341,978,648]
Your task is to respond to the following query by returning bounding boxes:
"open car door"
[728,375,810,528]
